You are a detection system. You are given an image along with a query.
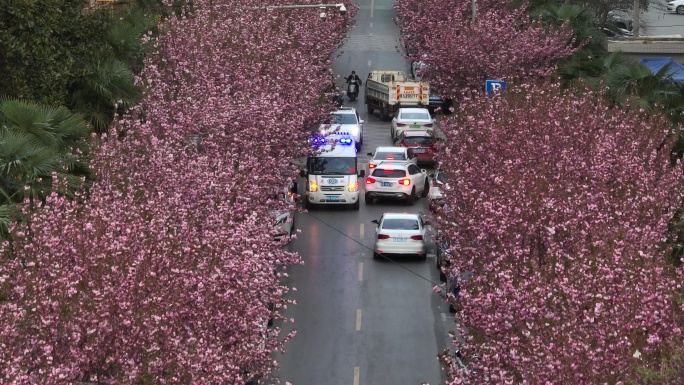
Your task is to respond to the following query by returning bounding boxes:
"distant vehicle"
[411,58,454,113]
[390,108,434,140]
[270,187,297,242]
[366,145,418,174]
[667,0,684,14]
[365,70,430,121]
[428,170,449,212]
[607,10,633,31]
[301,136,364,210]
[319,107,364,150]
[371,212,429,261]
[394,130,438,166]
[365,160,429,205]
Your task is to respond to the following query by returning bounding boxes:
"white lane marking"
[354,366,360,385]
[358,262,363,281]
[368,59,372,67]
[356,309,362,331]
[370,22,373,28]
[360,222,365,239]
[370,0,374,18]
[441,313,447,322]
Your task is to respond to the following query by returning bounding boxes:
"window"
[404,136,434,145]
[400,112,431,120]
[375,152,406,160]
[435,172,447,184]
[382,218,420,230]
[330,113,358,124]
[408,165,420,175]
[308,157,357,175]
[372,169,407,178]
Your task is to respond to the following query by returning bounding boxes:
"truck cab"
[300,136,365,210]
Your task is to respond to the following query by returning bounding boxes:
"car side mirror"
[359,170,365,177]
[421,169,427,174]
[299,169,307,178]
[429,173,435,178]
[371,219,379,224]
[359,120,365,124]
[366,152,373,156]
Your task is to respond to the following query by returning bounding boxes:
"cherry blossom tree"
[434,84,684,383]
[394,0,576,99]
[0,0,355,383]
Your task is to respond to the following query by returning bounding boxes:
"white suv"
[364,160,429,205]
[319,107,364,150]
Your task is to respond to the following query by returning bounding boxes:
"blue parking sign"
[485,80,506,99]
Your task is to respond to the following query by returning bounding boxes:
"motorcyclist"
[346,71,362,87]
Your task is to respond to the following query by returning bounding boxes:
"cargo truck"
[364,70,430,121]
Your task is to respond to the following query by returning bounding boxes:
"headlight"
[351,126,359,135]
[309,180,318,192]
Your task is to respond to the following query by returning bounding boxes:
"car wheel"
[373,252,381,260]
[421,180,429,197]
[678,5,684,14]
[305,199,315,211]
[352,201,360,210]
[405,188,416,205]
[439,269,447,282]
[449,303,456,313]
[419,253,427,261]
[367,104,374,114]
[365,193,374,204]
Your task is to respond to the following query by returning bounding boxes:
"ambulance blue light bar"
[339,138,353,145]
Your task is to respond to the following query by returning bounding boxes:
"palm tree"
[533,4,609,83]
[68,57,142,133]
[0,98,91,209]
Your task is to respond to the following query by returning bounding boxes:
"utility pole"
[632,0,640,37]
[472,0,476,22]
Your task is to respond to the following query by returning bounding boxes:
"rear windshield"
[375,152,406,160]
[329,113,358,124]
[382,218,420,230]
[400,112,430,120]
[403,136,434,145]
[372,169,406,178]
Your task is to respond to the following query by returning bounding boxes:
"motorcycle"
[345,77,360,101]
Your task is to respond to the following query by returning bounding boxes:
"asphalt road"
[274,1,454,384]
[640,2,684,36]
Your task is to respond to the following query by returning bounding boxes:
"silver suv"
[319,107,364,150]
[364,160,429,205]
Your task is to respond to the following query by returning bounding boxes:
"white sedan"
[371,213,429,261]
[391,108,434,140]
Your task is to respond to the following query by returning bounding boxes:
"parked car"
[270,182,297,242]
[391,107,434,140]
[365,160,429,205]
[667,0,684,14]
[394,129,439,166]
[428,170,449,212]
[411,57,454,114]
[371,212,429,261]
